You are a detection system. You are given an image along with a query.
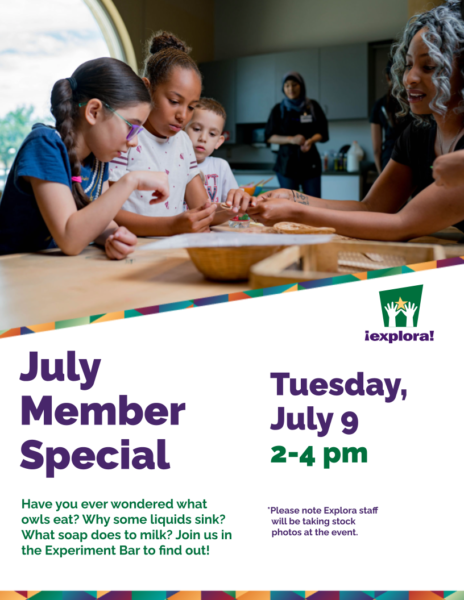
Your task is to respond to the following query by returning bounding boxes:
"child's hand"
[433,150,464,188]
[131,171,170,204]
[222,188,256,214]
[171,202,217,234]
[247,196,296,226]
[105,226,137,260]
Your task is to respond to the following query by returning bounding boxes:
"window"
[84,0,137,70]
[0,0,136,189]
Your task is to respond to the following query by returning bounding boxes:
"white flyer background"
[0,265,463,590]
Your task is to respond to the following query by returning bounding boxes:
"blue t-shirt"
[0,124,109,255]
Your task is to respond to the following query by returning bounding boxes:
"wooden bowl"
[187,245,285,281]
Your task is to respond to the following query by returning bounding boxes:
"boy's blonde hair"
[195,97,227,123]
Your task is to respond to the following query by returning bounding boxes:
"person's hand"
[222,188,256,214]
[290,134,306,146]
[130,171,170,204]
[384,302,401,328]
[105,226,137,260]
[247,196,297,226]
[301,138,313,153]
[432,150,464,188]
[254,188,293,202]
[171,202,217,234]
[403,302,417,328]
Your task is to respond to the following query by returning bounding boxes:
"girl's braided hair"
[50,57,151,208]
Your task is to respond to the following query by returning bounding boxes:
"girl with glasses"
[0,57,169,258]
[109,31,252,236]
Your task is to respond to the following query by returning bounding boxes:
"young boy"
[185,98,239,204]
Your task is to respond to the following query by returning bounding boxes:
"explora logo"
[364,284,434,343]
[379,284,423,328]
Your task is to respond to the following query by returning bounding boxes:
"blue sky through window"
[0,0,110,119]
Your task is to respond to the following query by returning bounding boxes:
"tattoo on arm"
[292,191,310,205]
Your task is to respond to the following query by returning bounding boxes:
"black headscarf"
[280,71,312,119]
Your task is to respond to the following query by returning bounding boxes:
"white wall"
[214,0,408,60]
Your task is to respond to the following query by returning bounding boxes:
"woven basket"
[188,246,285,281]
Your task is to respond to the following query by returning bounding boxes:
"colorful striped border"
[1,256,463,340]
[0,593,462,600]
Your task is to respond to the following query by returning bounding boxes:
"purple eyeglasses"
[79,102,144,141]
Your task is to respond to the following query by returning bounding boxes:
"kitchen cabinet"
[321,174,362,201]
[200,41,369,135]
[236,54,276,124]
[274,49,320,104]
[199,59,237,143]
[320,43,368,120]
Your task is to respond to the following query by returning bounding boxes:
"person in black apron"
[248,1,464,241]
[265,72,329,198]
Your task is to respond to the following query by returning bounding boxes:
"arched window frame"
[83,0,138,72]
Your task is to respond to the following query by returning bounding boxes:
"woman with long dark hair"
[0,58,169,257]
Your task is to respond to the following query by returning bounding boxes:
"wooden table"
[0,239,250,331]
[2,229,463,332]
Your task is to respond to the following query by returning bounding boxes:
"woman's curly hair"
[391,0,464,126]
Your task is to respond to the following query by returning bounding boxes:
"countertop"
[231,165,361,176]
[321,170,361,176]
[230,162,275,171]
